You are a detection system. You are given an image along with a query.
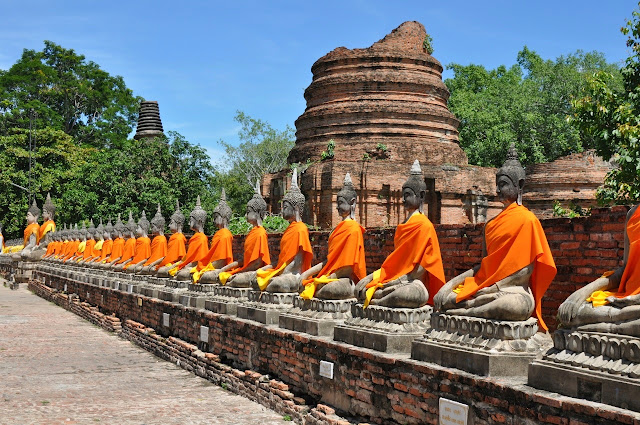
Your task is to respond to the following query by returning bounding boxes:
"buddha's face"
[496,174,519,205]
[43,209,51,221]
[246,208,259,226]
[282,200,296,222]
[169,219,178,233]
[150,223,159,235]
[136,225,144,237]
[104,230,110,239]
[189,216,197,231]
[402,187,420,213]
[214,213,225,229]
[336,196,352,219]
[26,211,36,224]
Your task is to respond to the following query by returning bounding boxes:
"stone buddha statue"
[113,212,137,271]
[299,173,366,300]
[39,192,56,248]
[103,215,126,269]
[558,203,640,336]
[123,211,152,272]
[259,169,313,293]
[83,220,104,263]
[168,196,209,281]
[138,205,168,274]
[79,220,97,263]
[62,224,81,263]
[156,201,187,277]
[193,190,234,283]
[16,200,41,260]
[93,219,114,265]
[68,222,88,263]
[222,180,271,288]
[355,160,446,308]
[433,145,556,331]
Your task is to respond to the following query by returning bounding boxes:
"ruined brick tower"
[265,21,502,228]
[134,101,165,141]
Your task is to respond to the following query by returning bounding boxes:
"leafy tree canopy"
[446,47,621,167]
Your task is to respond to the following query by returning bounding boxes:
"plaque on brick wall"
[319,361,334,379]
[200,326,209,343]
[439,398,468,425]
[163,313,170,327]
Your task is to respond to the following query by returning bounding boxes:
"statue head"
[137,210,150,237]
[169,200,185,233]
[73,224,80,241]
[150,204,165,235]
[189,196,207,232]
[43,192,56,221]
[246,179,267,227]
[213,189,232,229]
[496,143,525,206]
[114,214,126,238]
[336,173,357,220]
[282,168,305,222]
[80,222,87,241]
[126,211,136,236]
[87,219,96,240]
[104,219,113,240]
[27,199,40,224]
[96,219,104,240]
[402,160,427,214]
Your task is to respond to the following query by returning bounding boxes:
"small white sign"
[200,326,209,342]
[127,284,133,293]
[63,283,67,292]
[319,360,334,379]
[163,313,170,327]
[439,397,469,425]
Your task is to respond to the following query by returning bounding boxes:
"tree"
[446,48,620,167]
[0,41,141,148]
[572,6,640,204]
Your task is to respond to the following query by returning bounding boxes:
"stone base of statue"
[279,296,356,337]
[411,313,550,376]
[237,291,296,325]
[15,259,40,283]
[174,283,216,309]
[528,329,640,411]
[203,286,252,316]
[138,277,169,299]
[333,303,432,353]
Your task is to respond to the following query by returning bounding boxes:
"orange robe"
[116,238,136,265]
[96,239,114,262]
[302,220,366,297]
[275,221,312,271]
[365,212,445,306]
[124,237,151,269]
[143,235,168,266]
[612,207,640,297]
[44,241,58,257]
[83,239,96,260]
[197,228,234,270]
[157,233,187,268]
[456,202,556,331]
[38,220,56,243]
[224,226,270,276]
[173,232,208,271]
[23,223,40,246]
[63,241,80,262]
[109,237,125,263]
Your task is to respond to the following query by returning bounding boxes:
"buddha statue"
[167,196,209,281]
[221,180,271,288]
[123,211,152,272]
[258,169,313,293]
[16,200,41,260]
[433,145,556,331]
[102,215,126,269]
[156,201,187,276]
[0,224,4,253]
[192,190,234,283]
[557,203,640,336]
[39,193,56,247]
[355,160,446,308]
[83,220,104,263]
[60,225,77,263]
[79,220,97,263]
[299,173,366,300]
[113,212,137,271]
[93,219,114,266]
[68,222,88,263]
[137,205,168,274]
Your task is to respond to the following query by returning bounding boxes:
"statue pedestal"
[15,259,40,283]
[203,286,251,316]
[138,277,167,299]
[333,304,432,353]
[529,330,640,411]
[279,297,356,337]
[237,291,296,325]
[411,313,549,376]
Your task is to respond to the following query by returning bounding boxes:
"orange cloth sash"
[303,219,366,286]
[115,238,135,264]
[143,235,167,266]
[24,223,40,246]
[275,221,312,271]
[123,237,151,269]
[97,239,113,262]
[365,213,445,305]
[611,206,640,297]
[456,203,557,331]
[109,237,125,262]
[83,239,96,260]
[38,220,55,242]
[44,241,58,257]
[63,241,80,262]
[174,232,208,271]
[223,226,270,277]
[157,233,187,268]
[197,228,234,270]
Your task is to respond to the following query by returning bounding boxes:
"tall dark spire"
[134,101,164,140]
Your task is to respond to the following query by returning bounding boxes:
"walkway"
[0,282,286,425]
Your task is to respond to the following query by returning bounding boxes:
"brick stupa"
[265,21,502,228]
[134,101,164,140]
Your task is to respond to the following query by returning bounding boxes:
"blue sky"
[2,1,637,164]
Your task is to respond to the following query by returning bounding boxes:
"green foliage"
[376,143,388,152]
[446,47,621,167]
[282,415,292,422]
[227,214,290,235]
[320,139,336,160]
[423,34,434,54]
[0,41,141,148]
[552,200,590,218]
[228,214,253,235]
[571,7,640,204]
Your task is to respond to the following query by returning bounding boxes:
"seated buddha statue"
[192,190,234,283]
[155,201,187,277]
[78,220,97,264]
[36,192,57,253]
[69,223,89,263]
[259,169,313,293]
[81,220,103,263]
[355,160,446,308]
[100,216,125,269]
[433,145,557,331]
[299,173,366,300]
[15,200,41,260]
[137,205,168,274]
[167,196,209,281]
[558,203,640,336]
[113,212,137,271]
[123,211,152,272]
[220,180,271,288]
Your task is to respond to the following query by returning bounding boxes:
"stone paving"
[0,282,287,425]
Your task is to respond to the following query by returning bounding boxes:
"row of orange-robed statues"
[42,152,640,338]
